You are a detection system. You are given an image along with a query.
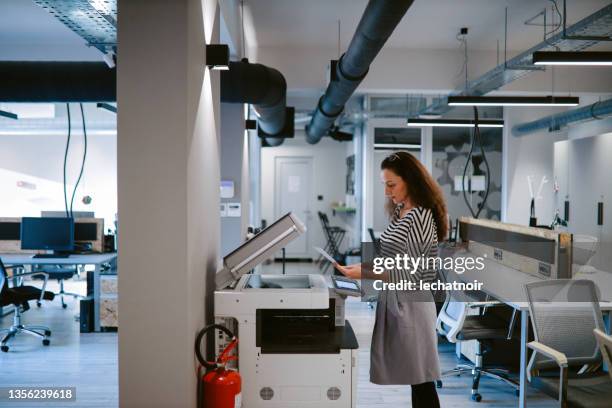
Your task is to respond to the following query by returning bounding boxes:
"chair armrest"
[11,271,49,279]
[4,264,25,269]
[527,341,569,405]
[468,301,504,308]
[527,341,568,367]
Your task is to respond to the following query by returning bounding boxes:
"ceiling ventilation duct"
[0,62,115,102]
[512,98,612,136]
[221,59,293,147]
[306,0,414,144]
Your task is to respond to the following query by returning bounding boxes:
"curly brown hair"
[381,151,449,240]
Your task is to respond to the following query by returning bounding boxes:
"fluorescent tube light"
[532,51,612,66]
[406,118,504,128]
[374,143,421,149]
[447,95,579,107]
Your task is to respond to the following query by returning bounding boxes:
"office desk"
[446,258,612,408]
[0,253,117,332]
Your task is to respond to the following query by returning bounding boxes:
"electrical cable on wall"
[70,103,88,217]
[461,107,491,218]
[63,103,72,217]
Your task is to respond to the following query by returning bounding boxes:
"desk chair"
[525,279,612,408]
[32,264,82,308]
[436,292,519,402]
[594,329,612,382]
[0,258,54,352]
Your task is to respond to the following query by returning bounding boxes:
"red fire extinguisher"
[195,324,242,408]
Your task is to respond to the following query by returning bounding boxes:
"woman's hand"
[333,263,362,279]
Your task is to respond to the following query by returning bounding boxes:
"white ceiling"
[246,0,612,51]
[0,0,609,60]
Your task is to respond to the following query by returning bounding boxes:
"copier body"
[214,213,358,407]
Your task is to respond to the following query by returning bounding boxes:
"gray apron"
[369,289,441,385]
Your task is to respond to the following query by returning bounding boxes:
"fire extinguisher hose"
[195,324,238,370]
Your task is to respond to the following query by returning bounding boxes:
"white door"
[275,156,313,258]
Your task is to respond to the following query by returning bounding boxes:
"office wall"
[503,106,569,226]
[504,95,612,227]
[117,0,221,407]
[554,133,612,270]
[260,133,353,257]
[0,123,117,229]
[220,102,248,256]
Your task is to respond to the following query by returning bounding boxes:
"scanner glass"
[246,274,312,289]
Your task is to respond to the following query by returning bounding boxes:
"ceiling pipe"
[0,62,115,102]
[221,59,291,147]
[512,98,612,136]
[306,0,414,144]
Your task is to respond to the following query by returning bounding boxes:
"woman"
[335,151,448,408]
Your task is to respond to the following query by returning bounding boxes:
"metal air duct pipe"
[512,98,612,136]
[221,59,290,146]
[0,62,116,102]
[306,0,414,144]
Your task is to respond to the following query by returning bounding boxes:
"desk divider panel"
[459,217,572,280]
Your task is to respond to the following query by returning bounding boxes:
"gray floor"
[0,263,556,407]
[0,278,118,408]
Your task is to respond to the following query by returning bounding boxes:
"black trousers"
[411,381,440,408]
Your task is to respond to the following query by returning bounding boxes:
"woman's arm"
[334,263,362,279]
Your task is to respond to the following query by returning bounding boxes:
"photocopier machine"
[215,213,361,408]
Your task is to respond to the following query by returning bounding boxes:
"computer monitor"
[20,217,75,257]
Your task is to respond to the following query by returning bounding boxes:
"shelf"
[332,207,356,216]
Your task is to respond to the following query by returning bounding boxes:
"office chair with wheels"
[436,291,519,402]
[0,258,55,352]
[525,279,612,408]
[32,264,82,308]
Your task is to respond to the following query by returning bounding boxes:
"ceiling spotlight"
[448,95,580,107]
[532,51,612,66]
[407,118,504,128]
[245,119,257,130]
[0,109,18,120]
[206,44,230,70]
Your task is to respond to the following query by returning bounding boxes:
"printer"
[215,213,359,408]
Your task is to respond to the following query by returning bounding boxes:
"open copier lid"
[216,212,306,289]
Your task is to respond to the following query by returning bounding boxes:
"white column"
[117,0,221,406]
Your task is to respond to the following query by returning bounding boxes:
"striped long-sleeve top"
[378,206,439,285]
